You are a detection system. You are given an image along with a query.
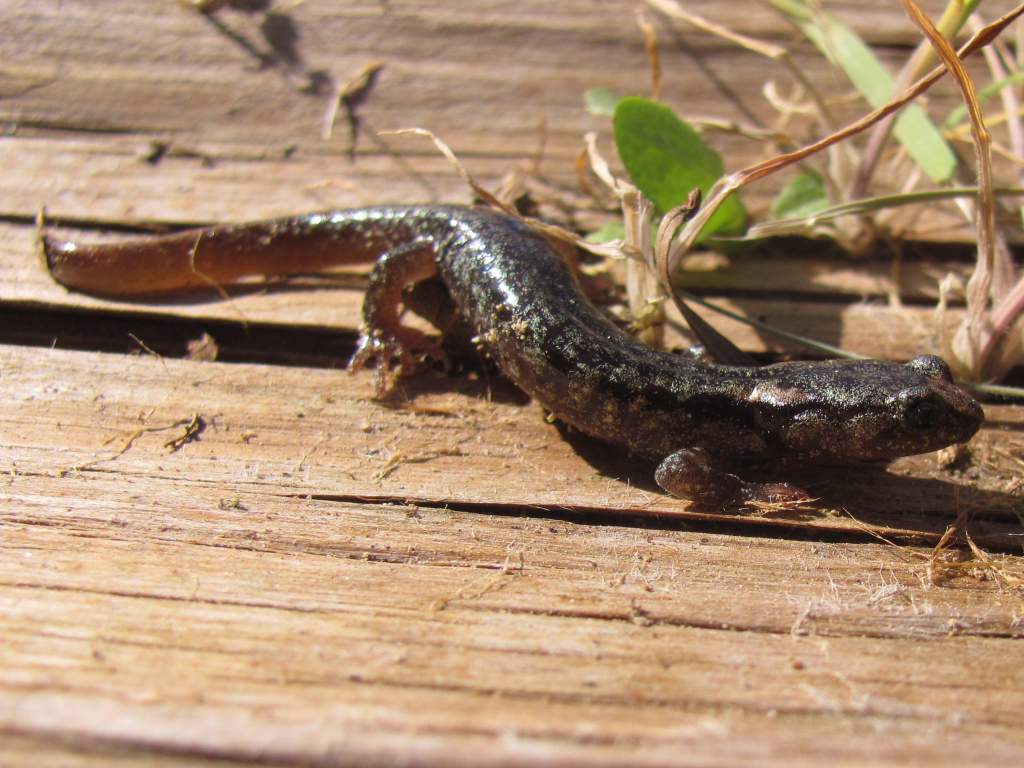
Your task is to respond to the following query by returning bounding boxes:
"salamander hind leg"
[654,447,811,509]
[349,240,445,396]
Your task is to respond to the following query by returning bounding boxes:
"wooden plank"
[0,135,484,226]
[2,0,1013,241]
[0,737,249,768]
[5,0,997,153]
[0,213,973,363]
[5,470,1024,640]
[4,344,1022,543]
[4,421,1024,765]
[4,570,1024,766]
[4,2,1024,765]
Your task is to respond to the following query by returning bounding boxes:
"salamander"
[44,204,984,506]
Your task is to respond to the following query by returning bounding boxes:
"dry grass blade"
[580,132,668,343]
[646,0,841,137]
[927,503,1024,588]
[901,0,996,380]
[852,0,980,196]
[646,0,785,58]
[381,128,516,215]
[663,3,1024,275]
[636,12,662,101]
[383,128,631,263]
[322,60,385,141]
[972,15,1024,178]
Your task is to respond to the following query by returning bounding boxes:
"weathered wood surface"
[0,219,978,361]
[4,344,1024,767]
[3,1,1024,765]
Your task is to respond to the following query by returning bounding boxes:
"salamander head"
[749,355,983,462]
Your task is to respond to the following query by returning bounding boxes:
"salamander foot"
[654,447,811,508]
[349,327,444,397]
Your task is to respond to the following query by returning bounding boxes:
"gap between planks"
[4,495,1024,766]
[3,342,1023,544]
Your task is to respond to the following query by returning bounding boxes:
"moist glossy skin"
[345,206,983,505]
[45,204,985,507]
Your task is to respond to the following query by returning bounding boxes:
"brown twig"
[902,0,996,379]
[664,3,1024,275]
[322,60,385,149]
[850,0,977,198]
[645,0,843,156]
[637,12,662,101]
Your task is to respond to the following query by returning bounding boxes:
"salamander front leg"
[654,447,811,508]
[349,240,445,396]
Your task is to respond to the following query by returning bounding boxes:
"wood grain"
[7,343,1021,538]
[3,1,1023,765]
[4,352,1024,767]
[0,215,975,363]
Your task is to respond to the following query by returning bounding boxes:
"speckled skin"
[343,205,983,506]
[45,204,984,506]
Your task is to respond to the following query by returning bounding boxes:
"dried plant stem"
[644,0,838,132]
[902,0,996,379]
[663,3,1024,274]
[637,12,662,101]
[972,15,1024,183]
[851,0,980,198]
[986,278,1024,361]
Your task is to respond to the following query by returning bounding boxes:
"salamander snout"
[892,356,984,451]
[896,382,982,443]
[770,356,984,462]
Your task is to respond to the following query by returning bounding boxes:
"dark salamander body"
[46,205,984,506]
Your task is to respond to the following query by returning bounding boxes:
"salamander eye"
[904,395,943,431]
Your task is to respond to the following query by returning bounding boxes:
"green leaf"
[585,220,626,243]
[584,87,621,117]
[770,0,956,183]
[772,171,829,219]
[613,97,746,237]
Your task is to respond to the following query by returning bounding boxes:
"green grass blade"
[770,0,956,183]
[771,171,830,218]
